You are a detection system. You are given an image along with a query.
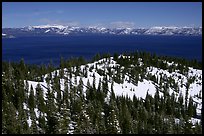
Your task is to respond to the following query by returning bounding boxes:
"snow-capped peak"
[150,26,178,29]
[150,26,163,29]
[32,24,66,30]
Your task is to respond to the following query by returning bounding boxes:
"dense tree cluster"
[2,51,202,134]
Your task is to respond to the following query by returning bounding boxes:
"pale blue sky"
[2,2,202,28]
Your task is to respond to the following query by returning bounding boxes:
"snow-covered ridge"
[3,25,202,36]
[2,33,6,36]
[25,56,202,116]
[32,24,66,30]
[150,26,179,29]
[21,56,202,131]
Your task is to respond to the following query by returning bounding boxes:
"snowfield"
[24,56,202,126]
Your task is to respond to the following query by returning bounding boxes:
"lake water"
[2,35,202,66]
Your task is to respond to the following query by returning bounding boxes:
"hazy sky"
[2,2,202,28]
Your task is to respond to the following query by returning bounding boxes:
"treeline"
[2,51,202,134]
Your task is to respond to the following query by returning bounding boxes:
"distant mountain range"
[2,24,202,37]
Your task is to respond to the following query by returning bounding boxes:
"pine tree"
[46,83,56,114]
[154,88,160,113]
[178,92,184,118]
[28,85,35,110]
[86,79,95,101]
[18,108,30,134]
[46,113,59,134]
[187,96,194,118]
[77,102,94,134]
[121,101,132,134]
[53,75,62,111]
[92,73,96,90]
[78,77,84,101]
[30,110,38,134]
[185,82,189,114]
[166,94,172,115]
[58,101,71,134]
[170,92,176,116]
[106,95,121,134]
[38,114,46,134]
[3,102,18,134]
[59,57,65,78]
[145,91,151,112]
[36,83,46,114]
[110,81,115,100]
[45,81,58,134]
[76,102,92,134]
[102,75,109,96]
[97,78,105,105]
[96,102,106,134]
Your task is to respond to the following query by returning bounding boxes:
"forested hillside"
[2,51,202,134]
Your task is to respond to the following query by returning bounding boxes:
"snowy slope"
[24,56,202,119]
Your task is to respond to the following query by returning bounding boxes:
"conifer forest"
[2,51,202,134]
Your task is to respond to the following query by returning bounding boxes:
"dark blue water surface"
[2,35,202,66]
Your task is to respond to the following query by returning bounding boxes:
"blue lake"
[2,35,202,66]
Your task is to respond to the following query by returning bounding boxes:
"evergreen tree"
[178,92,185,118]
[36,83,46,113]
[58,101,71,134]
[154,88,160,113]
[38,114,46,134]
[145,91,151,112]
[78,77,84,101]
[30,110,38,134]
[187,96,194,118]
[76,102,92,134]
[28,85,35,110]
[3,102,18,134]
[120,101,132,134]
[46,113,59,134]
[17,108,30,134]
[106,96,121,134]
[166,94,172,115]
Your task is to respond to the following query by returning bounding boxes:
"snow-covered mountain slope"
[144,26,202,35]
[32,24,66,30]
[2,25,202,37]
[24,56,202,121]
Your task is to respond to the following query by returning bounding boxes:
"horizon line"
[2,24,202,29]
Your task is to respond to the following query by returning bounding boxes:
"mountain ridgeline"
[2,25,202,38]
[2,51,202,134]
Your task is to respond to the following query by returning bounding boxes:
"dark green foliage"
[92,53,101,62]
[46,113,59,134]
[36,83,46,113]
[28,85,35,110]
